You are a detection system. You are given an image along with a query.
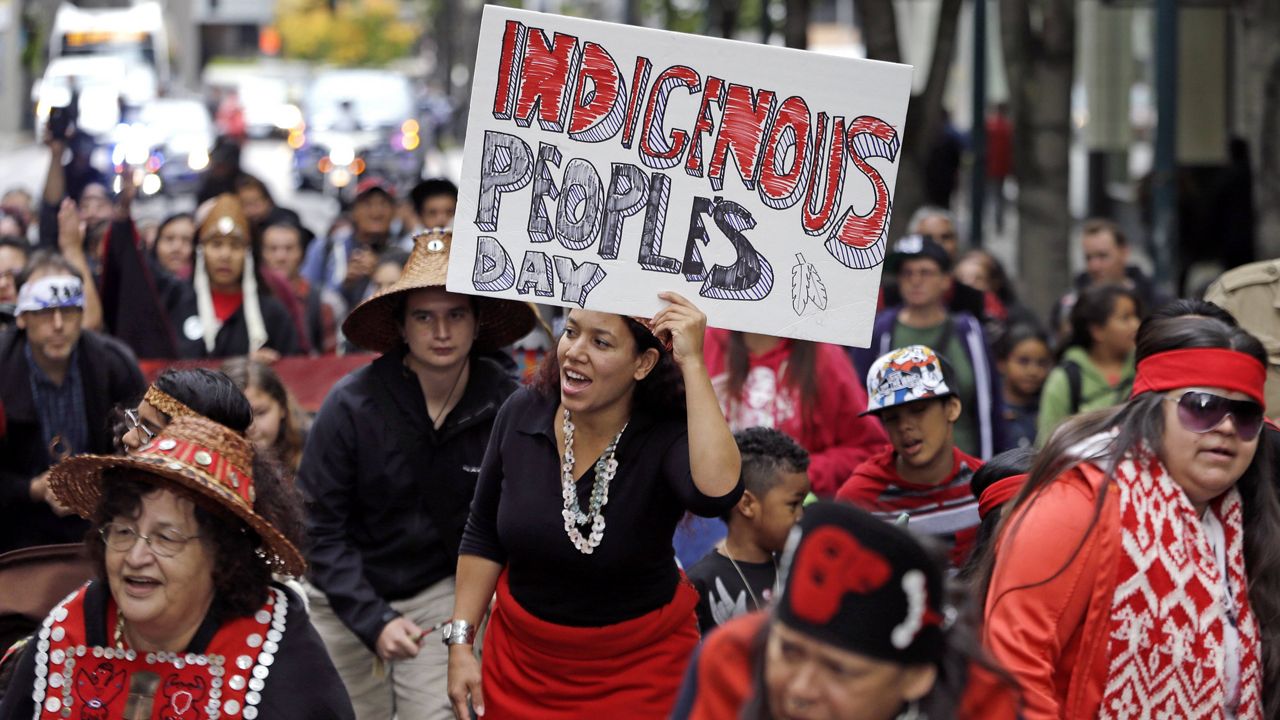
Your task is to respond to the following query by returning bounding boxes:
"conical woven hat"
[342,231,538,354]
[46,416,305,576]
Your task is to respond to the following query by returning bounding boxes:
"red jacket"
[704,329,888,496]
[982,462,1120,720]
[836,446,982,567]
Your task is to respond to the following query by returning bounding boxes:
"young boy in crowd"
[836,344,983,567]
[688,427,811,635]
[852,235,1002,459]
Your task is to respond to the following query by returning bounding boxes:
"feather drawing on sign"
[791,253,828,316]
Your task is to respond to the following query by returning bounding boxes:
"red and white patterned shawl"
[1100,453,1263,719]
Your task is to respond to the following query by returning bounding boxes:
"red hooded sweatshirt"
[703,329,888,497]
[836,446,982,567]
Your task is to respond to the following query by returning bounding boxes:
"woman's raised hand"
[650,291,707,370]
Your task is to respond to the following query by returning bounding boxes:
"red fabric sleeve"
[688,613,766,720]
[800,344,888,497]
[983,466,1115,720]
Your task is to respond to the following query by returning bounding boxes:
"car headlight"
[188,148,210,171]
[141,173,163,195]
[329,145,355,167]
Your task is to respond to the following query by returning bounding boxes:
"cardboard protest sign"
[446,6,912,347]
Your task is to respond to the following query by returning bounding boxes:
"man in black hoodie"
[298,229,536,719]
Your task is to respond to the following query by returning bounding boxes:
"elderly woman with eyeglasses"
[0,416,354,719]
[975,315,1280,720]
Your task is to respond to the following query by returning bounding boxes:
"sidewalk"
[0,131,31,153]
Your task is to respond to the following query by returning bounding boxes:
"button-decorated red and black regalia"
[30,584,290,720]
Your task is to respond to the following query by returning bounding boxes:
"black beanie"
[776,501,947,666]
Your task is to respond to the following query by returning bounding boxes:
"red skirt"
[481,571,700,719]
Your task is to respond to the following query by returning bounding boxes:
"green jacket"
[1036,346,1135,447]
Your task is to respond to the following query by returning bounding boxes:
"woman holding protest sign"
[445,293,743,719]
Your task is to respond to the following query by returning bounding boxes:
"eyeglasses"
[99,522,200,558]
[1167,391,1264,441]
[124,408,158,444]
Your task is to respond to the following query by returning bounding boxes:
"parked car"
[292,69,424,200]
[105,98,214,197]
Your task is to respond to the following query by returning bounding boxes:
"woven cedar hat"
[46,416,305,576]
[342,230,538,354]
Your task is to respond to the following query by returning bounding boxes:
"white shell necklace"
[560,409,626,554]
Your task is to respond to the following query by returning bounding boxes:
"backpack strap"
[1062,360,1084,415]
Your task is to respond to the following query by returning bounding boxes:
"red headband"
[978,474,1027,520]
[1130,348,1266,406]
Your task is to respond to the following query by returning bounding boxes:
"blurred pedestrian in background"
[168,195,300,359]
[1036,283,1139,446]
[151,212,195,280]
[706,330,886,497]
[0,254,144,553]
[995,324,1052,449]
[222,357,309,477]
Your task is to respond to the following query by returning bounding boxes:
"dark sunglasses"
[1169,391,1264,441]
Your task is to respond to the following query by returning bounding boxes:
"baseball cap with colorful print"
[863,344,955,415]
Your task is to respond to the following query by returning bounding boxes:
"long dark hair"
[151,212,195,261]
[973,315,1280,715]
[532,313,685,418]
[961,447,1035,581]
[724,332,819,429]
[154,368,252,432]
[1064,282,1141,355]
[220,358,307,473]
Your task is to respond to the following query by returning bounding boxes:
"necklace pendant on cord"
[561,409,625,554]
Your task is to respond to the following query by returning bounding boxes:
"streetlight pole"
[1152,0,1179,292]
[969,0,987,249]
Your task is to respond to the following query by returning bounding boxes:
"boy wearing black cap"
[851,235,1002,460]
[687,428,811,634]
[673,501,1017,720]
[836,345,982,568]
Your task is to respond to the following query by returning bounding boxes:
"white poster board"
[446,6,912,347]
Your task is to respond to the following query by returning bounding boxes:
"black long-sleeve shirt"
[298,351,516,649]
[460,388,744,627]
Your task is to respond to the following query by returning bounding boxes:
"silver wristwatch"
[440,620,477,646]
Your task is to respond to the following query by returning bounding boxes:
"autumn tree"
[276,0,418,67]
